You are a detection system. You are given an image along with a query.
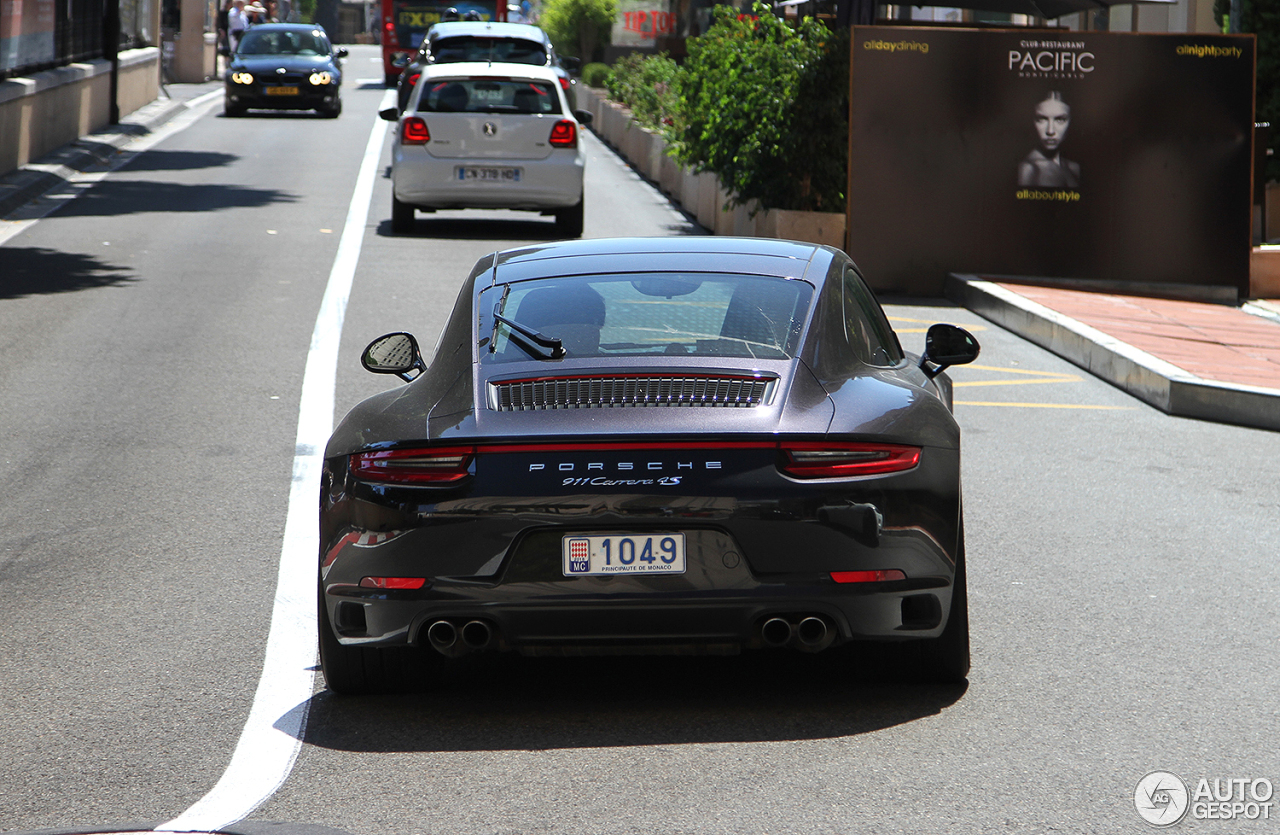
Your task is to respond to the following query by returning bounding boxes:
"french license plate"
[562,533,685,576]
[264,86,299,96]
[459,166,521,182]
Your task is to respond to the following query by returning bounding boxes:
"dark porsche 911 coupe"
[319,237,980,693]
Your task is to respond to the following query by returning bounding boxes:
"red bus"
[380,0,508,86]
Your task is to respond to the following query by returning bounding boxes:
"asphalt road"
[2,46,1279,835]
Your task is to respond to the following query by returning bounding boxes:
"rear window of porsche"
[482,273,814,362]
[417,79,561,114]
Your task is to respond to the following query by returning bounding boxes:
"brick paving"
[998,283,1280,392]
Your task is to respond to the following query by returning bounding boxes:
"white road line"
[157,114,389,833]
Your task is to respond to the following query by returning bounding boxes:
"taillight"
[831,569,906,584]
[549,119,577,148]
[406,71,421,88]
[778,442,920,479]
[360,576,428,589]
[383,21,396,43]
[558,76,570,91]
[350,447,474,483]
[401,116,430,144]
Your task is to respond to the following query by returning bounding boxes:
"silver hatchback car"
[380,62,592,237]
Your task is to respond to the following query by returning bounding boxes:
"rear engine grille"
[492,376,773,411]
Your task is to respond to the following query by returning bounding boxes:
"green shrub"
[582,62,611,88]
[539,0,617,64]
[605,52,681,131]
[669,3,848,213]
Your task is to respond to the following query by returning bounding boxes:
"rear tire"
[555,197,584,238]
[318,587,425,695]
[391,195,415,234]
[913,521,970,683]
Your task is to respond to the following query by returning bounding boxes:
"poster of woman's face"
[1018,92,1081,188]
[1035,96,1070,152]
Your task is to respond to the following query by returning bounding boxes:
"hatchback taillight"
[778,442,921,479]
[402,116,430,144]
[350,447,474,483]
[549,119,577,148]
[405,71,421,88]
[558,76,570,91]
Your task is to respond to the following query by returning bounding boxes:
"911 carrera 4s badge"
[562,534,686,575]
[562,476,682,487]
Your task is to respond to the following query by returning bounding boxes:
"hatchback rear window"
[431,36,549,66]
[418,79,561,114]
[481,273,814,362]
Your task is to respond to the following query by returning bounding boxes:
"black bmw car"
[319,237,980,693]
[224,24,346,118]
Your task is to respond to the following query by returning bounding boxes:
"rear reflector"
[779,442,920,479]
[402,116,429,144]
[350,447,474,483]
[831,570,906,584]
[549,119,577,148]
[360,576,428,589]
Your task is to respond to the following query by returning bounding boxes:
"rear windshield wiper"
[488,286,565,360]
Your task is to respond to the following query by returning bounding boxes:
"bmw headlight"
[309,71,333,85]
[231,71,254,84]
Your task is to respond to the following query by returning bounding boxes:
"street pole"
[105,0,121,124]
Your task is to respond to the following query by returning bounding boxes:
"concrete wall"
[0,48,160,178]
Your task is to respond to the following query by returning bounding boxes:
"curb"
[0,90,203,218]
[946,273,1280,433]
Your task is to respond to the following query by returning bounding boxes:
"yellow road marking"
[947,364,1128,409]
[964,363,1076,377]
[955,401,1136,410]
[888,315,988,334]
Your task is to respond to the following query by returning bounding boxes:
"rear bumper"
[391,146,584,210]
[324,579,955,654]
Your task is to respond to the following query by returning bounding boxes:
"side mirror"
[362,332,426,382]
[378,106,399,122]
[335,47,349,59]
[559,55,582,72]
[573,109,593,126]
[920,323,980,379]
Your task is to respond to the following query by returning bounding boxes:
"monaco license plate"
[562,533,685,576]
[459,166,521,182]
[264,85,299,96]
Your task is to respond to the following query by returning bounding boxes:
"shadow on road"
[374,216,706,241]
[0,247,135,299]
[375,217,567,241]
[294,650,967,753]
[119,150,241,172]
[50,180,297,216]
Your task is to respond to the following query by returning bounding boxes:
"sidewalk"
[948,275,1280,433]
[0,80,221,218]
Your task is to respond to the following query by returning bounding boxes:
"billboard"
[612,0,677,47]
[0,0,56,75]
[847,27,1255,297]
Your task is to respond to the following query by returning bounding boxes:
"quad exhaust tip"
[759,615,835,652]
[426,619,496,657]
[760,617,793,647]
